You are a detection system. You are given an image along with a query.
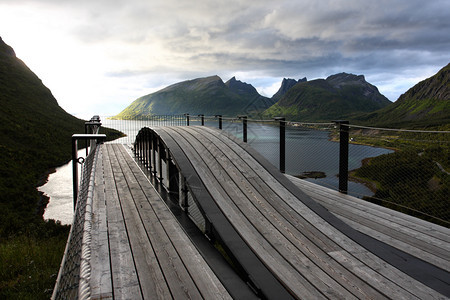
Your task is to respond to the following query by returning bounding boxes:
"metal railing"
[102,114,449,227]
[52,116,105,300]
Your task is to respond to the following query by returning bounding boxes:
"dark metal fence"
[102,114,449,227]
[52,116,105,300]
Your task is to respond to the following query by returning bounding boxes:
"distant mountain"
[272,77,307,102]
[352,63,450,128]
[262,73,391,121]
[113,75,276,119]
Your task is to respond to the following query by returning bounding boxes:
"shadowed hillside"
[113,75,275,119]
[352,63,450,128]
[263,73,391,121]
[0,37,121,299]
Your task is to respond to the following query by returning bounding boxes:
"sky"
[1,0,449,119]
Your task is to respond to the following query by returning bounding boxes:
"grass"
[348,129,450,226]
[0,38,125,298]
[0,222,69,299]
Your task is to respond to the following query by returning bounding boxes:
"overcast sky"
[1,0,449,118]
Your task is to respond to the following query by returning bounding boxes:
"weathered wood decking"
[288,176,450,272]
[90,143,231,299]
[86,126,450,299]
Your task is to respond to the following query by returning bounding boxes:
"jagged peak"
[0,36,16,57]
[326,72,367,88]
[225,76,258,95]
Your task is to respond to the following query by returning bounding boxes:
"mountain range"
[113,75,276,119]
[114,72,391,120]
[352,63,449,127]
[262,73,392,121]
[115,66,449,127]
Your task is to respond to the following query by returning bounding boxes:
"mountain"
[113,75,276,119]
[0,37,123,298]
[262,73,391,121]
[0,37,121,235]
[272,77,307,101]
[352,63,450,128]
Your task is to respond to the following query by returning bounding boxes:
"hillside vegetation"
[114,75,275,119]
[0,37,122,298]
[263,73,392,121]
[352,63,449,128]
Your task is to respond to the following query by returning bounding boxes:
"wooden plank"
[115,144,232,299]
[178,126,385,299]
[292,177,450,242]
[108,144,174,299]
[288,175,450,270]
[162,127,333,299]
[90,147,113,299]
[152,128,294,300]
[102,144,142,300]
[198,126,446,299]
[110,144,203,299]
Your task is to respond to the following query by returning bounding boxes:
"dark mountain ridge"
[263,72,391,121]
[352,63,450,128]
[114,75,276,118]
[272,77,307,101]
[0,37,121,235]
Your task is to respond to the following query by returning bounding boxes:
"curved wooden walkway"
[147,126,449,299]
[86,126,449,299]
[89,143,232,299]
[288,176,450,273]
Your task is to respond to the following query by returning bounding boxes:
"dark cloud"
[1,0,448,112]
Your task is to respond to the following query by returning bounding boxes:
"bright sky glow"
[1,0,449,118]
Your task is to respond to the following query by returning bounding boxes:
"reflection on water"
[41,120,393,223]
[39,150,84,225]
[40,161,74,224]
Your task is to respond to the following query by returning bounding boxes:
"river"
[40,120,393,224]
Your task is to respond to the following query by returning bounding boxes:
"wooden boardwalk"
[89,143,231,299]
[288,176,450,273]
[84,126,450,299]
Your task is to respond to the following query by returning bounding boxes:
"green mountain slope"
[0,37,122,234]
[113,75,275,119]
[263,73,391,122]
[352,63,450,128]
[271,77,307,102]
[0,37,122,298]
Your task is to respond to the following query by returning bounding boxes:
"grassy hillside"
[113,75,275,119]
[0,37,122,298]
[351,63,450,128]
[263,73,391,121]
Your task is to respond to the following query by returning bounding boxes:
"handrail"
[52,116,105,300]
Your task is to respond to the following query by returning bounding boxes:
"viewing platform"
[53,125,450,299]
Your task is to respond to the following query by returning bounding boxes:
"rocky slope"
[114,75,276,118]
[354,63,449,127]
[272,77,307,102]
[263,73,391,121]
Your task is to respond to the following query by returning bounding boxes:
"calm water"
[41,120,393,224]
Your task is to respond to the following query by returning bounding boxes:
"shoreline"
[349,157,379,194]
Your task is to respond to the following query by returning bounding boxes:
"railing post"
[72,137,79,210]
[215,115,222,130]
[180,175,189,212]
[72,133,106,210]
[238,115,247,143]
[198,114,204,126]
[274,117,286,173]
[84,117,102,156]
[152,135,157,177]
[334,120,349,194]
[185,113,190,126]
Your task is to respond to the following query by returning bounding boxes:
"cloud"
[0,0,449,116]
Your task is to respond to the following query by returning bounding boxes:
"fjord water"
[41,120,392,223]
